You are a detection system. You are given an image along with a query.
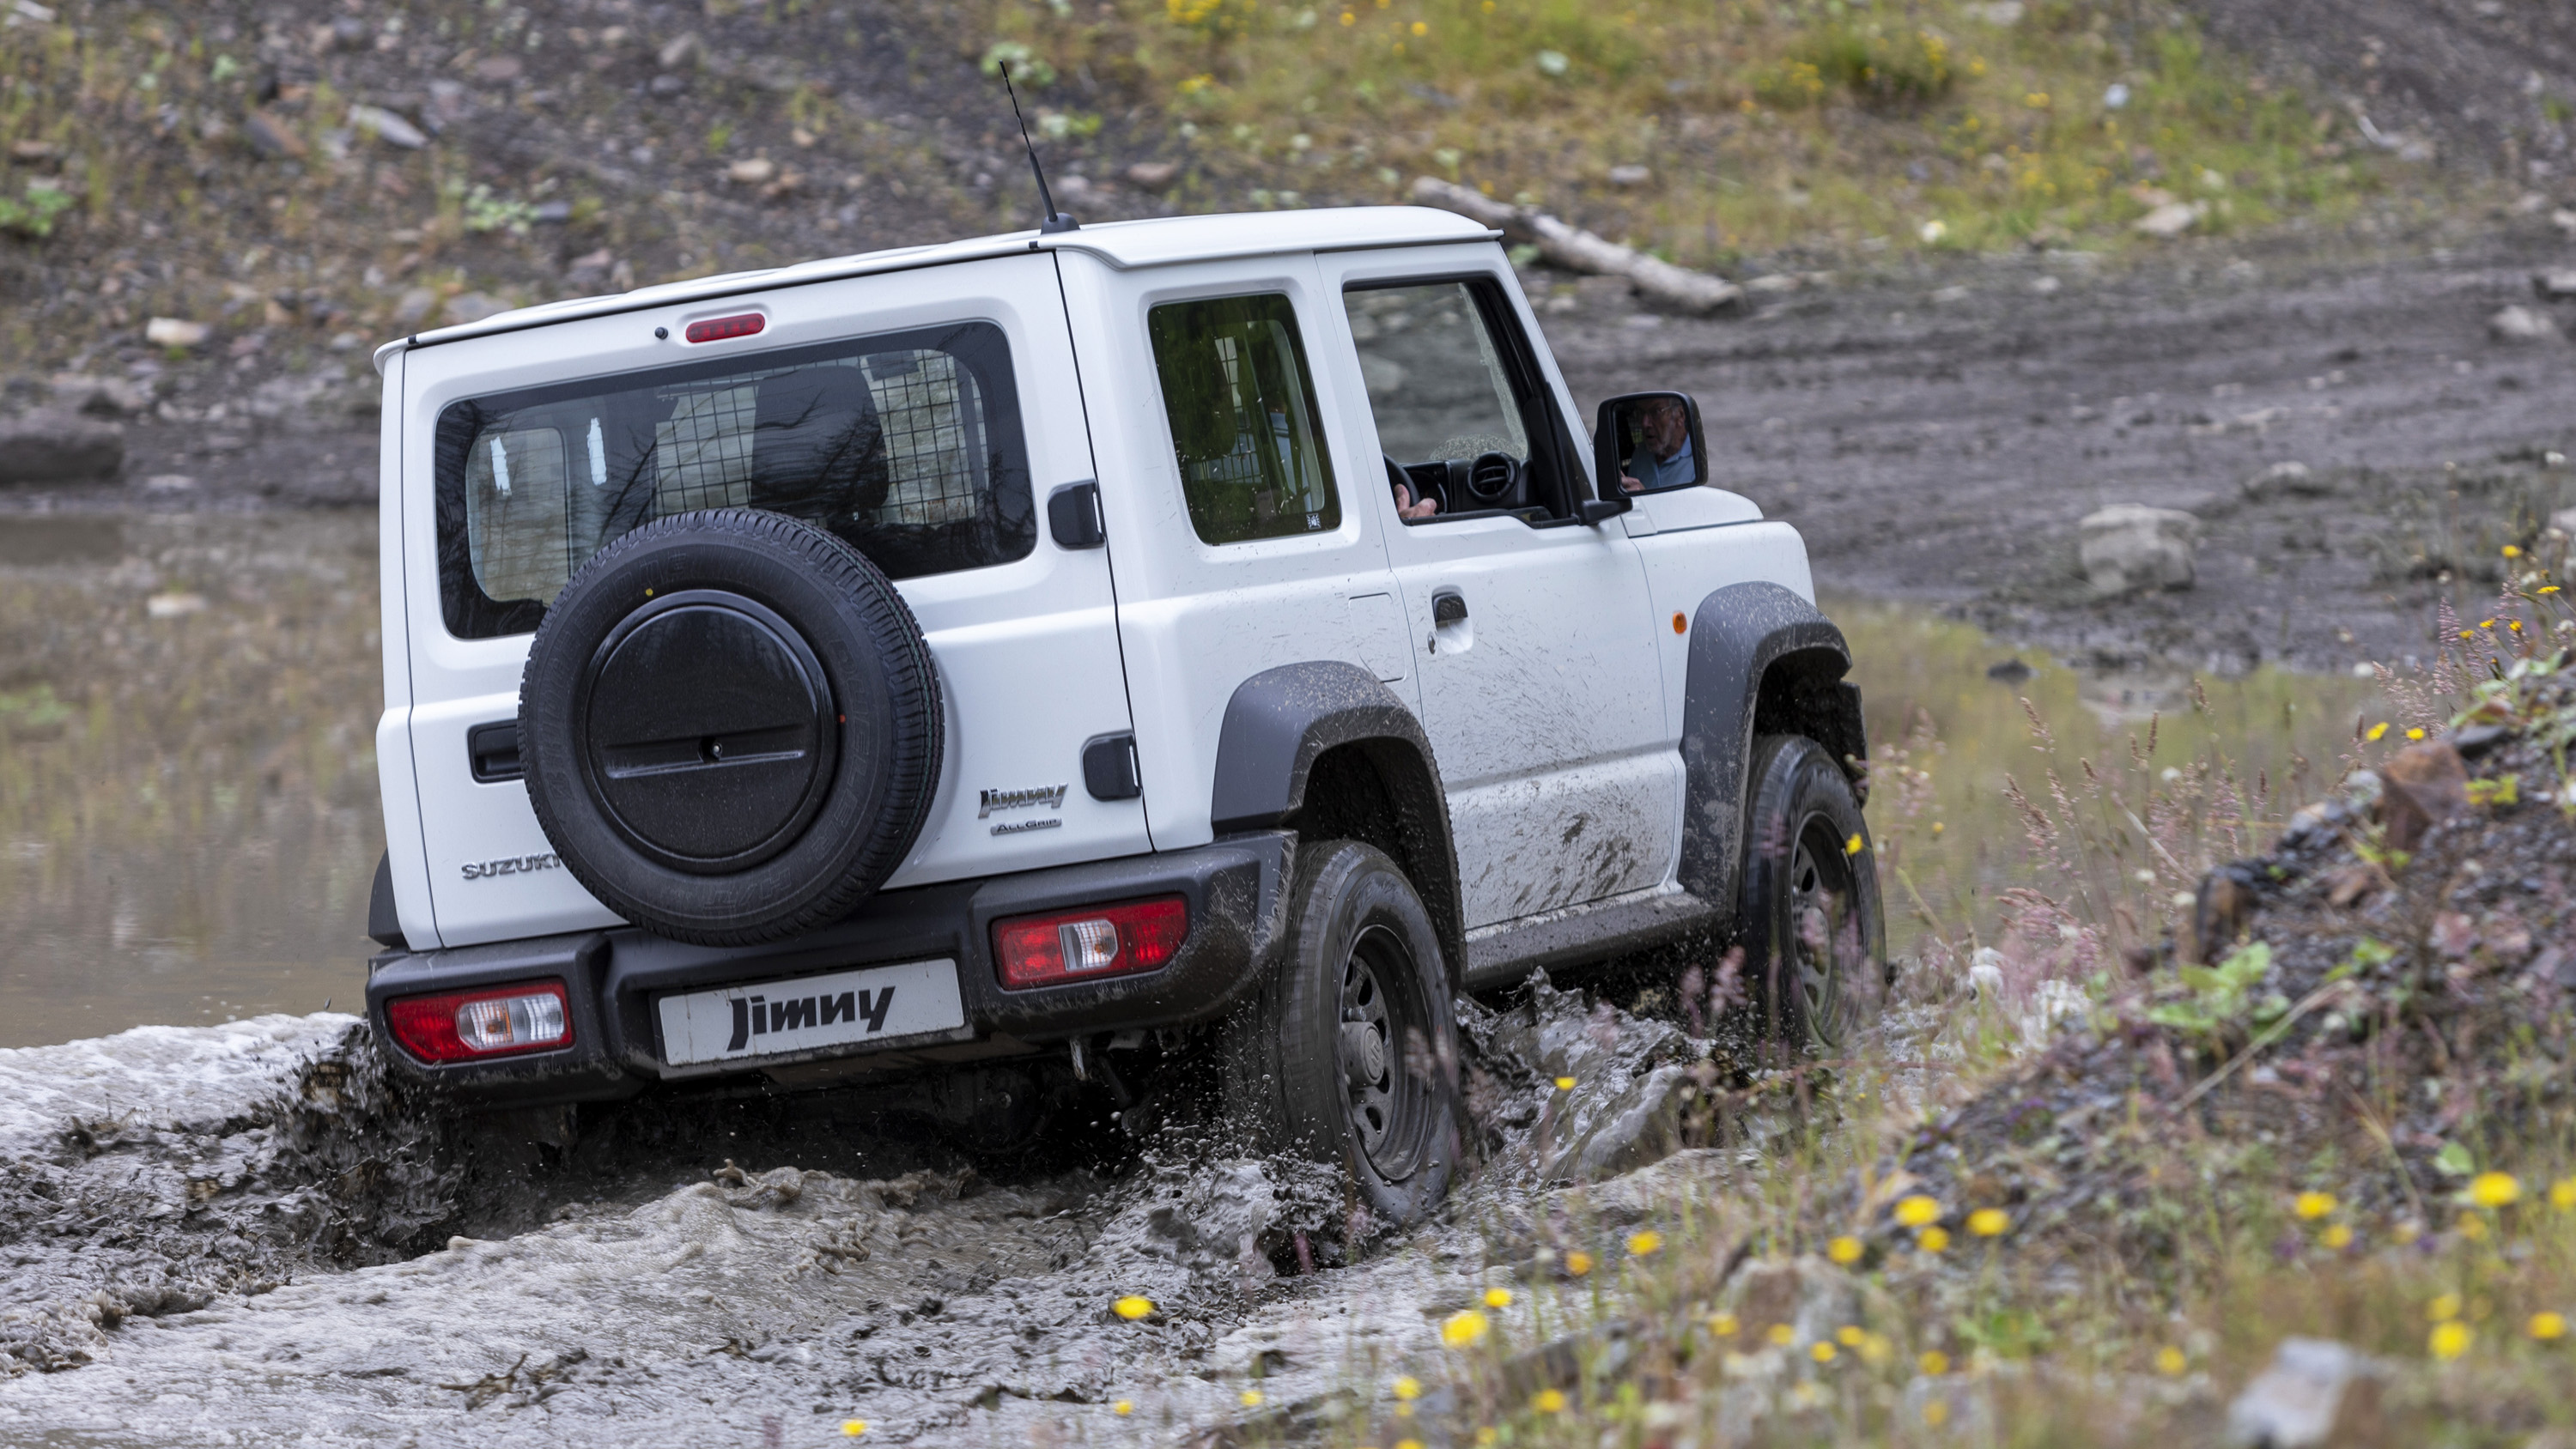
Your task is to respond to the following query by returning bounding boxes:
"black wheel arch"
[1678,582,1868,917]
[1209,661,1466,985]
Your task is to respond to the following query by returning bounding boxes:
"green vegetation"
[994,0,2397,261]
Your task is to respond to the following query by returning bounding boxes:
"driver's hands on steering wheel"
[1394,481,1439,519]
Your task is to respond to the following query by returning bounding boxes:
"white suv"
[361,205,1880,1222]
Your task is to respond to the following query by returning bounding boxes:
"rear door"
[391,253,1139,950]
[1311,247,1678,930]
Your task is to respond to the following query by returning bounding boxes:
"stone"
[347,104,427,150]
[2537,506,2576,581]
[2489,305,2561,343]
[1719,1256,1861,1358]
[2225,1337,2383,1448]
[49,373,149,416]
[657,31,703,70]
[1969,0,2023,22]
[0,409,125,483]
[440,292,513,326]
[2534,270,2576,302]
[726,157,777,185]
[2379,740,2468,852]
[2135,201,2204,238]
[1606,164,1651,187]
[1124,161,1180,191]
[2243,461,2333,500]
[2078,504,2198,596]
[473,55,523,83]
[144,317,208,349]
[392,288,439,326]
[241,110,307,159]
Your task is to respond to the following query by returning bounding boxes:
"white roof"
[374,205,1498,373]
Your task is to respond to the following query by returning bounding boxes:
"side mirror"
[1594,391,1709,499]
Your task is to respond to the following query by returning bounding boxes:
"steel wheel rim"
[1340,923,1428,1180]
[1785,811,1858,1050]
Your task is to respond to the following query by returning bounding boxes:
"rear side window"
[1147,294,1340,546]
[434,321,1035,639]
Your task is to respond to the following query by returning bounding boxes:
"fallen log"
[1410,176,1744,315]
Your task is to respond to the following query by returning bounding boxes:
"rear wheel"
[1222,841,1460,1228]
[1737,734,1886,1055]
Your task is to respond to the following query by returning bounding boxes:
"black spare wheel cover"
[519,509,943,946]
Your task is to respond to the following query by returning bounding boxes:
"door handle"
[1431,590,1467,626]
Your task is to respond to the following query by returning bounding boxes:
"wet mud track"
[0,977,1764,1446]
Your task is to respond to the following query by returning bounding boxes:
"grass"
[989,0,2409,266]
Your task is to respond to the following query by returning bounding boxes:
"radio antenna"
[999,60,1078,235]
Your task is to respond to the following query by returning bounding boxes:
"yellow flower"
[1475,1430,1497,1447]
[1113,1402,1133,1416]
[2366,722,2390,741]
[2553,1178,2576,1210]
[1844,832,1864,856]
[2394,1222,2422,1246]
[1483,1286,1512,1308]
[1340,9,1354,21]
[2469,1172,2522,1209]
[2024,91,2050,107]
[2155,1346,2187,1376]
[1442,1309,1490,1348]
[1923,1400,1951,1427]
[2429,1293,2463,1322]
[1894,1195,1941,1228]
[1553,1076,1577,1091]
[1967,1208,2009,1237]
[2531,1312,2568,1342]
[1931,821,1946,834]
[1531,1388,1567,1413]
[2456,1213,2488,1240]
[2407,728,2427,741]
[1114,1295,1155,1320]
[1917,1226,1951,1253]
[2430,1321,2472,1360]
[2321,1224,2354,1250]
[2294,1191,2336,1220]
[1399,1441,1425,1449]
[1408,19,1426,34]
[842,1422,868,1438]
[2504,544,2524,559]
[1707,1313,1739,1337]
[1837,1325,1864,1347]
[2542,585,2563,595]
[1810,1340,1837,1363]
[1241,1389,1264,1407]
[1768,1323,1795,1346]
[1627,1229,1662,1257]
[1826,1235,1862,1264]
[1920,1349,1951,1375]
[1564,1251,1594,1276]
[1392,1375,1422,1401]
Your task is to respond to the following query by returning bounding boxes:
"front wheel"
[1737,734,1887,1055]
[1222,840,1460,1228]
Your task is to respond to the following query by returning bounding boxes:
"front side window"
[1343,277,1577,521]
[434,321,1034,639]
[1147,294,1341,545]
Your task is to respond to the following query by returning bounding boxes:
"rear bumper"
[363,833,1293,1106]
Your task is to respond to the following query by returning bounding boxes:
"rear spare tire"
[519,508,942,946]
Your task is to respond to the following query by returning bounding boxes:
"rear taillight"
[683,312,765,343]
[386,980,572,1063]
[993,897,1188,991]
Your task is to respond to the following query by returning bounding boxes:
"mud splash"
[0,975,1743,1446]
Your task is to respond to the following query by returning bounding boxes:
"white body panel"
[1053,249,1414,853]
[390,252,1143,949]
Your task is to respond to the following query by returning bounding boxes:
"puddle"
[0,512,380,1047]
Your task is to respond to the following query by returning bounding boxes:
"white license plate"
[656,959,966,1068]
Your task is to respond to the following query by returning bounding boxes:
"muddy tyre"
[519,508,942,947]
[1737,733,1886,1055]
[1221,841,1460,1227]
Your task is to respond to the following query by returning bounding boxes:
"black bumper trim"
[364,833,1294,1103]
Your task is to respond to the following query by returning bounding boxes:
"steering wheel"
[1386,454,1445,517]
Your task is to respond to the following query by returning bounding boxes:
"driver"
[1619,397,1696,493]
[1392,477,1438,519]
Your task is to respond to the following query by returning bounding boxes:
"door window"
[1342,278,1576,521]
[433,322,1035,640]
[1147,294,1341,545]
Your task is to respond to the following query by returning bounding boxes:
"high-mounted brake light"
[386,980,572,1064]
[683,312,766,344]
[993,896,1188,991]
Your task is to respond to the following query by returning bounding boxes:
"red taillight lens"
[385,980,572,1064]
[993,896,1188,991]
[683,312,765,343]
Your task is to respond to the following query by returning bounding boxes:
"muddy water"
[0,512,381,1047]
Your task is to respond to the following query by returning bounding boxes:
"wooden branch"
[1410,176,1744,315]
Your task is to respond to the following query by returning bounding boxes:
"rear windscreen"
[433,321,1035,639]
